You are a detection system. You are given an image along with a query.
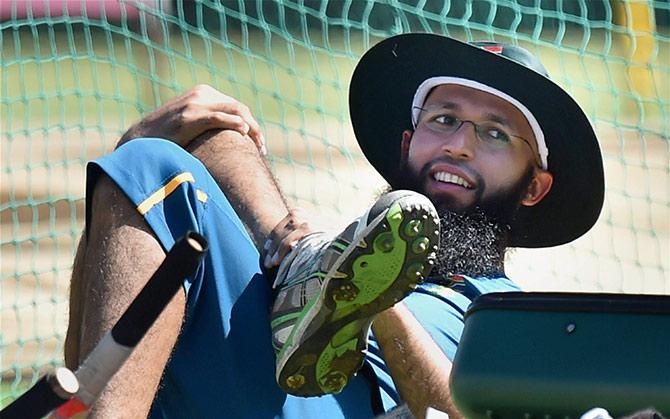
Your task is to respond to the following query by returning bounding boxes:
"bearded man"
[65,34,603,418]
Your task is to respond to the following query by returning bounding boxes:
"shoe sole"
[276,195,439,396]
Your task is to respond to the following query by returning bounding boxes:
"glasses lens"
[475,124,512,146]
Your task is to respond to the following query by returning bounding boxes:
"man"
[64,33,604,418]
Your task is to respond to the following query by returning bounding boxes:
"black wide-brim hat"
[349,33,605,248]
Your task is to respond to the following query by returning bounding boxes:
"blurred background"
[1,0,668,406]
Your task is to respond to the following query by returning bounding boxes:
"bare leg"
[186,129,290,248]
[65,130,290,416]
[66,175,185,418]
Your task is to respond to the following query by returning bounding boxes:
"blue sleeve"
[403,277,522,360]
[402,285,469,360]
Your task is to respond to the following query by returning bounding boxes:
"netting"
[1,0,668,406]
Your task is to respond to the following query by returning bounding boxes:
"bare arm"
[372,303,464,419]
[117,84,266,154]
[64,234,88,370]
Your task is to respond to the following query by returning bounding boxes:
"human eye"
[481,125,512,144]
[432,113,459,127]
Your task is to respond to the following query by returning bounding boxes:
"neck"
[429,209,509,280]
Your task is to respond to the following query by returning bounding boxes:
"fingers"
[128,84,267,153]
[263,209,312,269]
[209,101,265,154]
[185,85,266,154]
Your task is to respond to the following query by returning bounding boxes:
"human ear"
[400,130,414,162]
[521,169,553,207]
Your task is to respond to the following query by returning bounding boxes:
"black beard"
[390,158,536,278]
[430,209,509,279]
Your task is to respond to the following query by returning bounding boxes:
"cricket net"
[1,0,668,405]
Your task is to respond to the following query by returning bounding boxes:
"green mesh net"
[1,0,668,406]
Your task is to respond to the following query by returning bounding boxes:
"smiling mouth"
[432,171,473,189]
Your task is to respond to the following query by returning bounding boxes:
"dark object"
[0,232,208,419]
[0,368,78,419]
[450,292,670,418]
[112,231,208,346]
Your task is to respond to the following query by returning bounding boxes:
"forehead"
[424,84,531,126]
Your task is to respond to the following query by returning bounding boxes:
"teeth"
[433,172,472,188]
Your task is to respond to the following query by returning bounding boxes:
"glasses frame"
[412,106,543,169]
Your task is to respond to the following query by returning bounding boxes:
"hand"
[263,209,314,269]
[118,84,265,154]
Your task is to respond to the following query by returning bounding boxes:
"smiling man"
[66,34,604,418]
[394,83,554,279]
[344,35,604,416]
[402,84,552,216]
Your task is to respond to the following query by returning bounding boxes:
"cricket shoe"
[270,190,440,396]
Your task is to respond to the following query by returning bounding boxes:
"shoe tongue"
[272,232,330,289]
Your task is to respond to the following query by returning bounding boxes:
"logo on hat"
[481,45,503,54]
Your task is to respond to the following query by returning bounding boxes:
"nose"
[441,120,477,160]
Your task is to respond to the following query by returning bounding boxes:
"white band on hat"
[411,76,549,170]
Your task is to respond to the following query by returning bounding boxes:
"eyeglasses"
[412,106,542,168]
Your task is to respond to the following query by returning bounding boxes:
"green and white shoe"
[270,190,440,396]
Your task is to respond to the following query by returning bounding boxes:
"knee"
[194,129,246,145]
[187,129,258,157]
